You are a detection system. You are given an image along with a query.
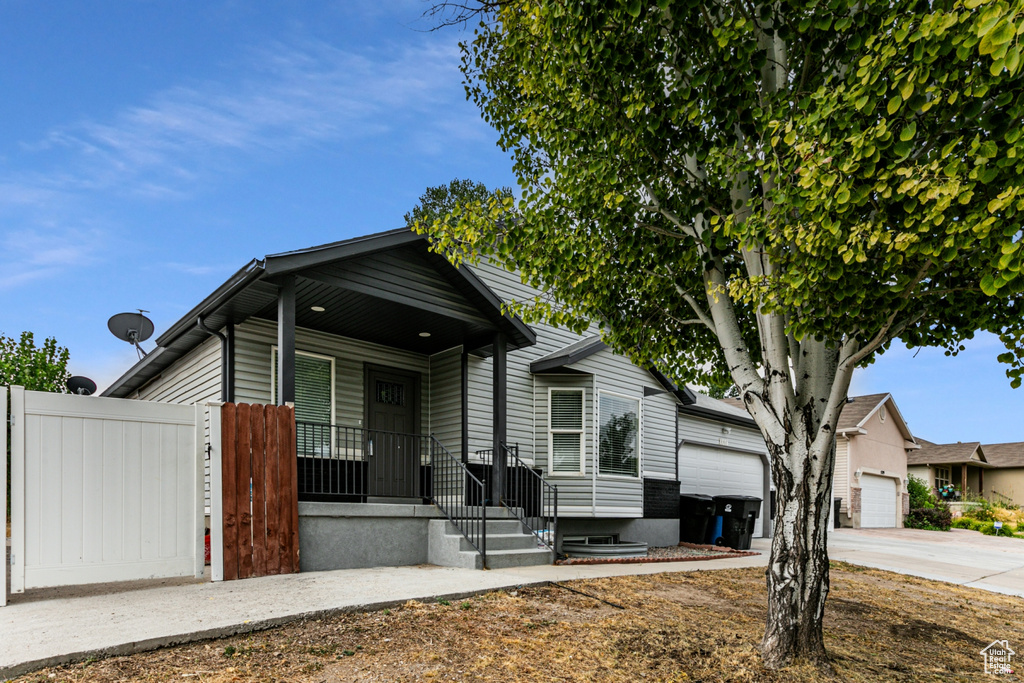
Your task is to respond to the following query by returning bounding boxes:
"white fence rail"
[5,386,204,600]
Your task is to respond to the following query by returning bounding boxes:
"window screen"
[599,393,639,477]
[550,390,583,473]
[274,351,333,457]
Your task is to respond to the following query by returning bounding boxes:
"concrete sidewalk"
[0,545,768,678]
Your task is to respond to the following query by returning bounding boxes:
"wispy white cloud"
[20,38,468,199]
[0,228,104,290]
[0,35,478,289]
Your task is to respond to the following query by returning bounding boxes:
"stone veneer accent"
[850,487,862,513]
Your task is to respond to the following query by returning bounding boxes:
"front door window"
[365,365,420,497]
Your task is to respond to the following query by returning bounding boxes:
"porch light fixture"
[419,332,431,337]
[311,306,326,312]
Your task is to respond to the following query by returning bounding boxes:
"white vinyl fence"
[4,386,204,601]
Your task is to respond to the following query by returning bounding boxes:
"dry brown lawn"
[9,562,1024,682]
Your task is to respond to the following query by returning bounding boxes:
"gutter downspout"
[197,315,234,403]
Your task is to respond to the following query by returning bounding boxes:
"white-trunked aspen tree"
[421,0,1024,668]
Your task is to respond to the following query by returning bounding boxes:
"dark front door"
[365,365,420,497]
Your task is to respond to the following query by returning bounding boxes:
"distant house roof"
[981,442,1024,469]
[836,393,889,430]
[908,439,990,467]
[834,393,917,445]
[714,392,916,439]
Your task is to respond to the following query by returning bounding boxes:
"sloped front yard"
[11,562,1024,682]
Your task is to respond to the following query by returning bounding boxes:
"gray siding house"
[103,229,690,567]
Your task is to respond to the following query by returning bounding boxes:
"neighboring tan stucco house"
[834,393,918,529]
[978,442,1024,505]
[907,440,990,499]
[978,444,1024,507]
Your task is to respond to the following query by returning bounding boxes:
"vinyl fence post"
[10,386,24,594]
[1,386,7,607]
[208,401,225,582]
[194,403,206,579]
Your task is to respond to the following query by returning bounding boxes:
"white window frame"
[934,466,951,490]
[596,389,642,480]
[548,387,585,476]
[271,346,337,426]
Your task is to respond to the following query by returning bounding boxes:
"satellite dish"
[66,376,97,396]
[108,310,155,359]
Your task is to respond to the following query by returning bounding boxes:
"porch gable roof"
[103,229,536,398]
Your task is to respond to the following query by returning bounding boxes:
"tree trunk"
[761,438,836,668]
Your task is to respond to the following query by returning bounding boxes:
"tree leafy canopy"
[405,178,514,230]
[0,331,71,393]
[423,0,1024,391]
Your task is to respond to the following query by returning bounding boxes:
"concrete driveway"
[829,527,1024,597]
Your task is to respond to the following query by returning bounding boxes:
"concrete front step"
[426,519,553,570]
[484,547,554,569]
[458,532,538,553]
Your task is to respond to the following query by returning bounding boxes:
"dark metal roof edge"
[266,228,536,349]
[155,259,265,347]
[677,403,758,429]
[530,337,607,373]
[437,254,537,349]
[99,346,170,398]
[263,228,421,276]
[648,368,698,406]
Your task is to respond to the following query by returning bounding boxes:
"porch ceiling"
[251,273,500,354]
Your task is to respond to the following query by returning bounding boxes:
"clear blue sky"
[1,1,1020,445]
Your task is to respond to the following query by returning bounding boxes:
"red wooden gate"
[220,403,299,580]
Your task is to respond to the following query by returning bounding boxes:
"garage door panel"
[679,445,765,537]
[860,475,897,528]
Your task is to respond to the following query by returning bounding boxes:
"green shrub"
[905,506,952,530]
[946,520,978,532]
[907,475,936,510]
[953,518,1023,537]
[961,499,995,522]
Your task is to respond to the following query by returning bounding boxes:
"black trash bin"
[833,498,842,529]
[679,493,716,544]
[714,495,762,550]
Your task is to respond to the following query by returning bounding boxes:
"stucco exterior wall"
[967,467,981,494]
[907,465,934,489]
[848,405,909,481]
[845,401,908,528]
[986,469,1024,505]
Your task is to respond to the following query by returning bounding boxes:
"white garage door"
[860,475,897,528]
[678,445,765,537]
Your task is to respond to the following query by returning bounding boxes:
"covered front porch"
[104,229,557,569]
[260,231,535,508]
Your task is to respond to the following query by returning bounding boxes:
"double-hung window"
[272,349,335,457]
[598,391,640,478]
[549,389,584,474]
[934,466,951,490]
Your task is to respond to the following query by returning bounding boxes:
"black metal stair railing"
[475,443,558,551]
[429,436,487,564]
[295,422,433,501]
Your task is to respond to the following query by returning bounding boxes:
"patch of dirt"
[11,561,1024,682]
